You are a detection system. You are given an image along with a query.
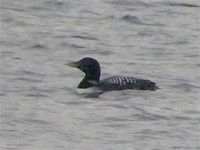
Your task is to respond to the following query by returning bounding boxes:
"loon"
[66,57,158,94]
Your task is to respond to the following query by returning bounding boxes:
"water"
[0,0,199,149]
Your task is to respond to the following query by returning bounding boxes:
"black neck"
[78,74,100,89]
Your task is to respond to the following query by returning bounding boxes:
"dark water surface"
[1,0,199,150]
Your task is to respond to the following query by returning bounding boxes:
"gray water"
[0,0,199,150]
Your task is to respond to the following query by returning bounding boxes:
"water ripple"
[121,15,145,25]
[168,3,199,8]
[16,77,42,83]
[71,35,98,41]
[30,44,47,49]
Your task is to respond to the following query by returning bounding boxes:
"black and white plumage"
[66,57,158,94]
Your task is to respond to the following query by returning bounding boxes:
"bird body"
[97,76,157,91]
[67,57,158,94]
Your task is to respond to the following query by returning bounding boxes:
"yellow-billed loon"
[66,57,158,94]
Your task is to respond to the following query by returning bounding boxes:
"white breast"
[76,87,102,95]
